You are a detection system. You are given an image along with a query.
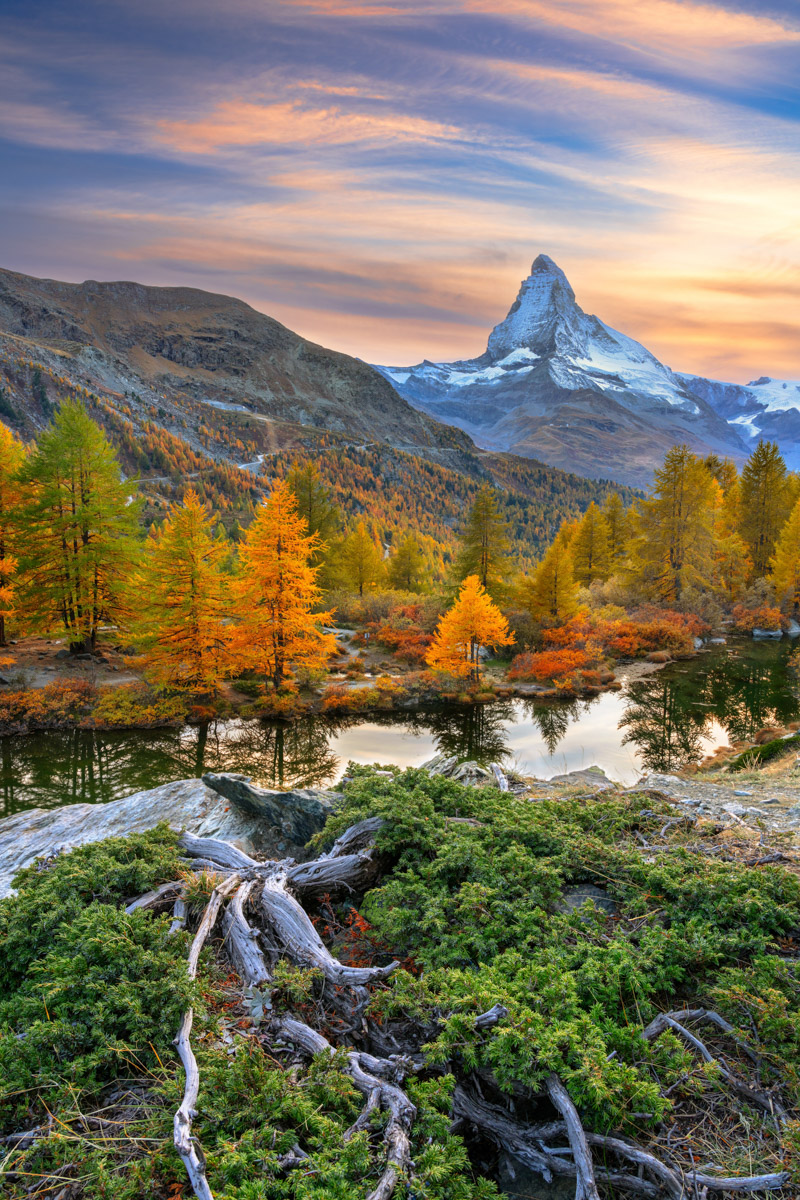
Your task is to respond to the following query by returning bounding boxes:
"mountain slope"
[376,255,750,488]
[0,266,469,455]
[678,373,800,469]
[0,264,635,562]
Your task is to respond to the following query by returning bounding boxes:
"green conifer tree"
[455,485,511,600]
[739,441,790,578]
[772,496,800,617]
[521,526,577,625]
[388,534,427,592]
[15,399,140,651]
[602,491,630,571]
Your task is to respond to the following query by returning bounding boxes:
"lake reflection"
[1,639,798,816]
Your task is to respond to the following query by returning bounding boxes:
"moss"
[729,732,800,771]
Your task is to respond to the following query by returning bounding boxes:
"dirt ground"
[0,636,141,690]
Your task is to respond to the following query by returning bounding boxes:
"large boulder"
[202,773,342,844]
[0,775,337,898]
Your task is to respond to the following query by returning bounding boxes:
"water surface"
[2,639,797,817]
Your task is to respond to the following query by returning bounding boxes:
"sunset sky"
[1,0,799,380]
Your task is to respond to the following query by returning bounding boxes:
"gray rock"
[557,882,617,917]
[787,619,800,638]
[709,637,727,645]
[202,772,342,844]
[55,648,71,659]
[498,1154,574,1199]
[0,777,311,899]
[753,628,782,640]
[545,766,616,792]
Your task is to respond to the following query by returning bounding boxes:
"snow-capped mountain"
[375,255,752,488]
[678,374,800,470]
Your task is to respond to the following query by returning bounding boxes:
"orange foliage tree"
[228,479,335,689]
[0,423,25,647]
[426,575,513,682]
[137,488,229,693]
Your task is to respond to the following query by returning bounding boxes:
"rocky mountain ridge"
[376,255,797,487]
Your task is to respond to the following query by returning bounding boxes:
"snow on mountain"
[375,255,748,488]
[678,374,800,470]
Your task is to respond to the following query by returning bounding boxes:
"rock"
[545,766,616,792]
[709,637,727,645]
[202,772,342,844]
[788,619,800,638]
[498,1154,575,1199]
[753,628,782,640]
[0,777,320,899]
[55,649,71,659]
[557,882,617,917]
[694,637,704,650]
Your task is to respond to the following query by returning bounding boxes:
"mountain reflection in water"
[1,640,797,816]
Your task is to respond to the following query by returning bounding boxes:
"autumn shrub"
[731,603,783,634]
[508,646,589,684]
[374,603,434,663]
[321,684,378,713]
[88,684,187,729]
[0,680,96,734]
[257,690,303,720]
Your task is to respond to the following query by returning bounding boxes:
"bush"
[508,646,589,684]
[731,603,783,634]
[89,683,187,728]
[0,680,96,734]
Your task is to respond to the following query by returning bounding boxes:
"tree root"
[545,1074,601,1200]
[173,873,242,1200]
[642,1010,784,1118]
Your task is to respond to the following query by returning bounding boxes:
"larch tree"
[772,496,800,617]
[286,460,340,562]
[339,521,384,596]
[228,479,335,689]
[739,441,790,578]
[602,491,630,572]
[521,526,577,625]
[137,488,229,693]
[426,574,513,682]
[571,502,611,586]
[388,534,427,593]
[0,423,25,647]
[628,444,717,604]
[14,400,140,651]
[455,485,512,600]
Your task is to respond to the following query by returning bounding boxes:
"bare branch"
[545,1075,600,1200]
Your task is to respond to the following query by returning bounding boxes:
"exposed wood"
[490,763,509,792]
[287,849,380,898]
[545,1074,601,1200]
[173,873,241,1200]
[221,879,271,989]
[125,879,182,914]
[642,1007,761,1065]
[260,877,399,987]
[179,832,262,872]
[474,1003,509,1029]
[323,816,385,859]
[169,895,187,936]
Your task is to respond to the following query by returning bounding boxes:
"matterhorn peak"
[487,253,581,359]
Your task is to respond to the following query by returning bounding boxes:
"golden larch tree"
[228,479,335,688]
[571,502,611,586]
[338,521,384,596]
[426,574,513,682]
[521,526,577,625]
[0,423,25,647]
[137,488,229,693]
[739,441,790,578]
[772,496,800,618]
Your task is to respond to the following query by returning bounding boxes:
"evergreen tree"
[426,575,513,682]
[137,489,229,692]
[338,521,384,596]
[15,400,140,651]
[521,527,576,625]
[628,445,716,604]
[0,424,25,647]
[228,480,334,689]
[602,491,630,571]
[739,441,790,578]
[286,460,340,562]
[772,496,800,617]
[455,485,511,599]
[387,534,427,593]
[571,502,611,586]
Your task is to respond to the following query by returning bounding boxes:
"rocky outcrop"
[202,772,342,844]
[0,776,337,898]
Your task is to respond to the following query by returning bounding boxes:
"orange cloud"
[154,98,460,153]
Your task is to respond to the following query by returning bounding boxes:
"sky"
[1,0,799,381]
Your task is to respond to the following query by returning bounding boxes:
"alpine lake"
[2,637,799,818]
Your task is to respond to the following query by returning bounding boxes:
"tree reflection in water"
[620,640,800,774]
[1,641,798,817]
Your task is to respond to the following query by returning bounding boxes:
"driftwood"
[173,873,242,1200]
[161,822,792,1200]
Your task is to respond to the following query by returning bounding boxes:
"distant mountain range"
[375,255,800,487]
